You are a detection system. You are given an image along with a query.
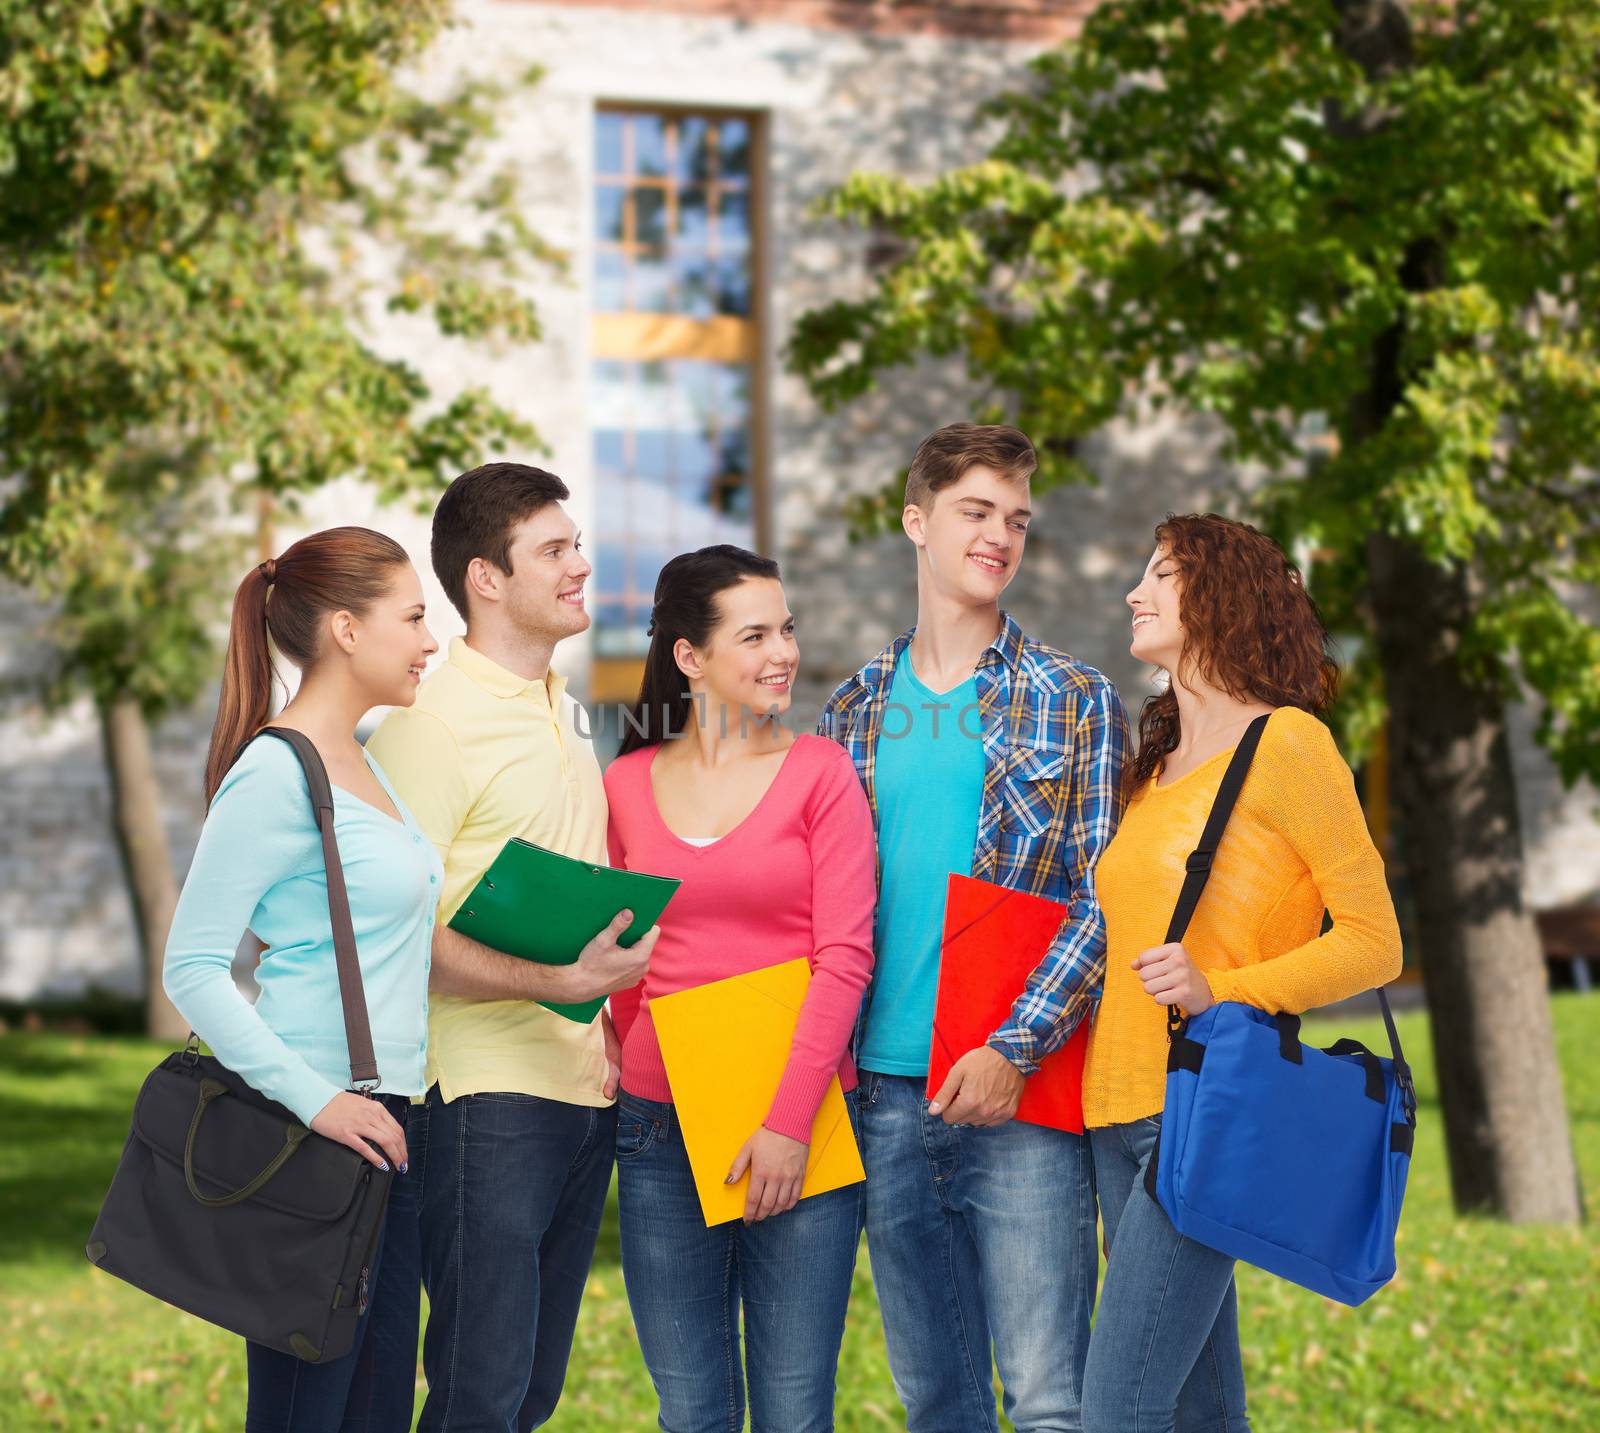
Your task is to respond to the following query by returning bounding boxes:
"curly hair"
[1125,514,1339,793]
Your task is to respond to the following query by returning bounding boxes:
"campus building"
[1,0,1595,1003]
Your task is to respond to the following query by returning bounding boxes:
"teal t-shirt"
[858,652,986,1075]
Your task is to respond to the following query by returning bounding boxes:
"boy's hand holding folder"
[927,873,1090,1135]
[927,1045,1025,1127]
[448,838,681,1023]
[563,910,654,1005]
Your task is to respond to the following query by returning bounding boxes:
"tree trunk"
[99,696,188,1042]
[1366,535,1583,1223]
[1330,0,1582,1227]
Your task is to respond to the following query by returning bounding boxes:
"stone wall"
[0,586,210,1000]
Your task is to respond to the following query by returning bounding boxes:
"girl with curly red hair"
[1079,515,1402,1433]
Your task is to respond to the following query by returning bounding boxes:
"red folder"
[927,873,1088,1134]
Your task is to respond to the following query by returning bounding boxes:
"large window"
[590,108,764,694]
[593,111,752,319]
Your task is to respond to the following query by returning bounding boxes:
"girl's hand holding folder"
[726,1127,809,1223]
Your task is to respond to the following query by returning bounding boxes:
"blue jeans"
[245,1094,422,1433]
[416,1084,616,1432]
[858,1070,1097,1433]
[615,1091,863,1433]
[1083,1117,1250,1433]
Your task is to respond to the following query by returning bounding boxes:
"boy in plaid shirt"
[819,424,1128,1433]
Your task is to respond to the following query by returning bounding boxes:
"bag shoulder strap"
[1163,712,1273,947]
[1161,712,1272,1035]
[1375,984,1416,1116]
[250,726,381,1090]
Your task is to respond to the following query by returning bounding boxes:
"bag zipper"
[352,1086,386,1317]
[355,1167,381,1316]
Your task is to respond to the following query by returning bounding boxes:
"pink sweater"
[604,735,877,1143]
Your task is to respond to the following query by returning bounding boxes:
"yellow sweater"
[1082,707,1402,1129]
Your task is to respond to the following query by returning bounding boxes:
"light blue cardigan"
[163,735,443,1125]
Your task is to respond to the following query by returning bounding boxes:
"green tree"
[0,1,549,1037]
[791,0,1596,1222]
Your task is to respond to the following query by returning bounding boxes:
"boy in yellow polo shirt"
[368,462,657,1431]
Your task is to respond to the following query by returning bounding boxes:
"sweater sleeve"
[161,740,344,1126]
[603,763,646,1048]
[765,742,878,1142]
[1203,710,1403,1015]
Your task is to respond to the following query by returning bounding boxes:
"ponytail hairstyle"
[618,545,782,758]
[204,526,412,802]
[1125,514,1340,795]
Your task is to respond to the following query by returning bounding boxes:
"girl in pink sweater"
[604,545,876,1431]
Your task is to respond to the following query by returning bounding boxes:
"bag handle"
[1160,713,1272,1036]
[181,728,381,1091]
[183,1076,311,1207]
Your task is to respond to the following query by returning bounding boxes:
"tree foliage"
[790,0,1600,782]
[0,0,551,716]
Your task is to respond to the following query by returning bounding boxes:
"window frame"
[588,102,771,703]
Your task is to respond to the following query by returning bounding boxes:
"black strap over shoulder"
[1376,983,1416,1116]
[1162,713,1271,1035]
[242,727,380,1090]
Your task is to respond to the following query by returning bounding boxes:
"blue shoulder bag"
[1144,714,1418,1307]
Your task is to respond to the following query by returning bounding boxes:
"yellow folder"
[649,957,867,1227]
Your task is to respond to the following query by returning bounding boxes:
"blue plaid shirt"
[818,612,1129,1074]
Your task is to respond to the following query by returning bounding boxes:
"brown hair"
[618,545,783,758]
[431,462,570,620]
[204,526,411,803]
[1126,513,1340,793]
[904,423,1036,510]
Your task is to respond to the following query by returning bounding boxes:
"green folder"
[448,838,680,1024]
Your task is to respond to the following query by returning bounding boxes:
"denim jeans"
[415,1084,616,1432]
[1083,1117,1251,1433]
[245,1094,422,1433]
[858,1071,1097,1433]
[615,1091,863,1433]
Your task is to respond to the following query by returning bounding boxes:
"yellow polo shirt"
[366,637,610,1106]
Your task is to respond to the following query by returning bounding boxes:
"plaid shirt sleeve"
[987,678,1130,1075]
[816,693,841,744]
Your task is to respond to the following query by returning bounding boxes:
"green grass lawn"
[2,997,1596,1431]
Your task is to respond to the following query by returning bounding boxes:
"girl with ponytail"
[603,546,878,1429]
[615,546,779,755]
[165,526,443,1430]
